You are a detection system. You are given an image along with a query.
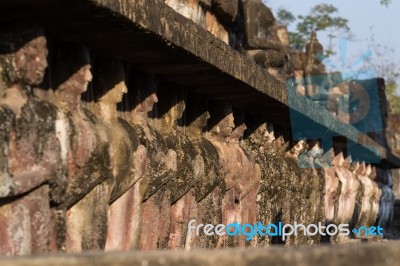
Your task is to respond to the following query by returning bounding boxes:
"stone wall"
[165,0,291,81]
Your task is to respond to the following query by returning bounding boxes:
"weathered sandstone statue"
[344,158,361,228]
[52,44,113,252]
[284,140,324,246]
[349,162,363,230]
[369,165,382,227]
[333,153,360,227]
[304,141,325,244]
[332,152,349,225]
[323,150,339,224]
[0,21,65,255]
[126,71,177,200]
[124,70,177,250]
[243,119,287,246]
[155,84,204,249]
[230,110,260,247]
[332,153,361,243]
[207,101,260,247]
[377,169,395,230]
[91,58,148,251]
[378,183,395,230]
[184,94,224,249]
[355,163,375,231]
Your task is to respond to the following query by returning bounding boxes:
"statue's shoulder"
[29,96,58,120]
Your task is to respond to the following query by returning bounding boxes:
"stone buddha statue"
[91,58,148,251]
[184,94,224,249]
[52,44,113,252]
[155,84,204,249]
[207,101,260,247]
[124,70,177,250]
[0,21,65,255]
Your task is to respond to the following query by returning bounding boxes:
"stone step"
[0,241,399,266]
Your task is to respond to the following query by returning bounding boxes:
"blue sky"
[263,0,399,90]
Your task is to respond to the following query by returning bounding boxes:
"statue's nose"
[87,69,93,82]
[152,94,158,103]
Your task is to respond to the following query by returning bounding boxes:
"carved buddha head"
[307,140,324,159]
[141,93,158,114]
[0,21,48,88]
[359,162,366,175]
[93,58,127,105]
[134,73,158,113]
[247,118,276,146]
[265,124,275,144]
[365,164,372,176]
[343,156,352,168]
[332,152,345,167]
[369,165,377,180]
[127,71,159,124]
[185,94,210,137]
[53,44,92,109]
[230,110,247,142]
[208,101,235,140]
[352,162,361,175]
[156,84,185,130]
[288,139,307,158]
[191,109,210,130]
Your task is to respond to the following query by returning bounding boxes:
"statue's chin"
[26,71,45,86]
[25,77,43,87]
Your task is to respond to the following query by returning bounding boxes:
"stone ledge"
[0,241,399,266]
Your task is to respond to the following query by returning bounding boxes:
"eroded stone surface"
[154,85,205,249]
[184,94,224,249]
[0,21,65,255]
[206,101,260,247]
[165,0,206,28]
[50,44,114,252]
[238,0,290,79]
[90,58,148,251]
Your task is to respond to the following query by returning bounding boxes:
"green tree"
[277,4,350,54]
[380,0,392,7]
[361,34,400,114]
[274,1,398,112]
[276,9,295,26]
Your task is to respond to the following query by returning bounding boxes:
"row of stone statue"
[0,22,394,256]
